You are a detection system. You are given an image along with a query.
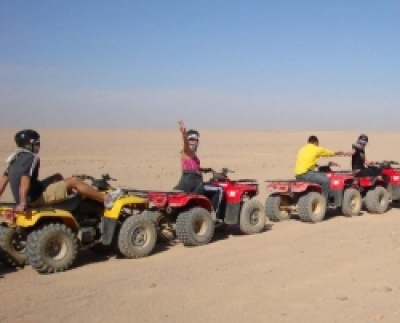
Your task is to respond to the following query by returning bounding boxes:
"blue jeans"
[296,171,330,199]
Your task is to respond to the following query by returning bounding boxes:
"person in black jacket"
[0,129,123,215]
[349,134,381,177]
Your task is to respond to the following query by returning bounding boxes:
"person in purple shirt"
[173,120,223,217]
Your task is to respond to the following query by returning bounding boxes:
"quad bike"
[265,162,362,223]
[127,167,266,246]
[202,167,265,234]
[123,188,215,247]
[375,160,400,202]
[333,162,392,214]
[0,174,156,274]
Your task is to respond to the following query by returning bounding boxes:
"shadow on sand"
[209,222,274,244]
[0,263,19,278]
[288,207,368,223]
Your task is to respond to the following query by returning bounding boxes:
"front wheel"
[118,214,157,259]
[239,199,265,234]
[26,223,78,274]
[341,188,362,217]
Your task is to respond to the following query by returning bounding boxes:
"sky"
[0,0,399,130]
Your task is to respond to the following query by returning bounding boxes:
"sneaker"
[104,188,123,209]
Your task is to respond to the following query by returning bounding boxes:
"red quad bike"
[337,161,394,214]
[265,162,362,223]
[124,167,265,246]
[123,188,215,247]
[375,160,400,203]
[202,167,266,234]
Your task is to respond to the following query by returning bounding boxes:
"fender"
[104,195,148,219]
[102,195,148,245]
[15,209,79,229]
[168,194,213,212]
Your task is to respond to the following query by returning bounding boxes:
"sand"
[1,129,400,323]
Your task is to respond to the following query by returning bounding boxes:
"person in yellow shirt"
[295,135,347,202]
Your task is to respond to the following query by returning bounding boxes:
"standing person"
[349,134,381,177]
[173,121,223,217]
[294,135,346,201]
[0,129,123,215]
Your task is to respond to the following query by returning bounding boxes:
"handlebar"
[370,160,399,167]
[201,167,235,180]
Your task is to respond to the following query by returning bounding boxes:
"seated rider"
[173,120,223,217]
[0,129,122,215]
[349,134,381,177]
[295,135,346,202]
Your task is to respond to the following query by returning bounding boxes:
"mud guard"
[224,202,241,224]
[102,217,118,245]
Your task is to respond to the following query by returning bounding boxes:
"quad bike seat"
[33,194,82,212]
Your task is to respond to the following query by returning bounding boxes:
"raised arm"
[178,120,194,157]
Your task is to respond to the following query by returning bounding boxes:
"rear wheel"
[239,199,265,234]
[27,223,78,274]
[0,225,27,267]
[176,207,215,246]
[144,210,176,243]
[118,214,157,259]
[341,188,362,217]
[297,192,326,223]
[265,194,292,222]
[365,186,390,214]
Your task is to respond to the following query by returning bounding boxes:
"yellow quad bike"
[0,174,155,274]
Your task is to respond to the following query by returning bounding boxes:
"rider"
[0,129,122,214]
[295,135,345,202]
[173,120,223,217]
[349,134,381,177]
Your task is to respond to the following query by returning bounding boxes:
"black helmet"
[14,129,40,153]
[186,129,200,140]
[357,134,368,144]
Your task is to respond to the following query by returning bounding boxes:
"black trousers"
[354,166,382,177]
[174,172,223,213]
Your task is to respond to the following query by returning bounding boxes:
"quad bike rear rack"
[121,188,198,198]
[264,179,316,183]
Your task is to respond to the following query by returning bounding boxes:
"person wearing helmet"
[173,120,223,217]
[0,129,123,215]
[295,135,346,202]
[349,134,381,177]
